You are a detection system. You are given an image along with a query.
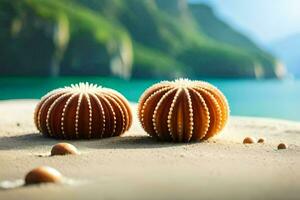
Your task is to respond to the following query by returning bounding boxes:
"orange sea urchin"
[138,79,229,142]
[34,83,132,139]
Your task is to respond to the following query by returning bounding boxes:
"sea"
[0,77,299,121]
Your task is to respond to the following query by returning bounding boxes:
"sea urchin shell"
[138,79,229,142]
[34,83,132,139]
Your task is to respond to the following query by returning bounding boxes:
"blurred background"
[0,0,299,120]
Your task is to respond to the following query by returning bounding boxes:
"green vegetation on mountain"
[0,0,285,78]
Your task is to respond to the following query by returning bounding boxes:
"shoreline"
[0,100,300,200]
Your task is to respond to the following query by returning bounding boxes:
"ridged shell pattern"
[138,79,229,142]
[34,83,132,139]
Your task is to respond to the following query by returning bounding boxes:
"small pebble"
[257,138,265,143]
[243,137,255,144]
[277,143,287,150]
[51,143,80,156]
[25,166,62,185]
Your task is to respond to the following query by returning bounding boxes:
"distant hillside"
[189,4,259,51]
[0,0,285,79]
[188,3,286,78]
[269,33,300,77]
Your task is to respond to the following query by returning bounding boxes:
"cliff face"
[0,0,133,78]
[0,0,285,79]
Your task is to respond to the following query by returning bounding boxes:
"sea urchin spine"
[34,83,132,139]
[138,79,229,142]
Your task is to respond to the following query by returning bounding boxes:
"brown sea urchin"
[138,79,229,142]
[34,83,132,139]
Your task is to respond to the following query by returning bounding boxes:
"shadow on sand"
[77,135,187,149]
[0,133,188,150]
[0,133,58,150]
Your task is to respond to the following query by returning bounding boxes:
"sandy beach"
[0,99,299,200]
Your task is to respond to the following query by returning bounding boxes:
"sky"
[189,0,300,45]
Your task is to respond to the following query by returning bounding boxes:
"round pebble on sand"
[277,143,287,150]
[51,143,79,156]
[243,137,255,144]
[257,138,265,143]
[25,166,62,185]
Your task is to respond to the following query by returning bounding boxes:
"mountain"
[269,33,300,77]
[188,3,286,78]
[0,0,133,78]
[189,3,259,51]
[0,0,285,79]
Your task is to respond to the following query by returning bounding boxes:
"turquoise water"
[0,77,299,121]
